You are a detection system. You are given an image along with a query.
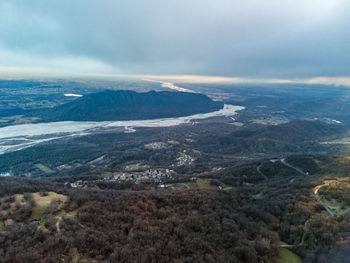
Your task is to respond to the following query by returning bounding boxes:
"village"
[175,151,195,166]
[110,168,175,183]
[68,168,176,189]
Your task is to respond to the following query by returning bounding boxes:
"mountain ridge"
[34,90,224,121]
[196,119,346,154]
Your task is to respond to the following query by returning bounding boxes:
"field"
[30,192,68,220]
[187,178,228,189]
[125,163,150,171]
[35,163,54,173]
[0,191,69,221]
[277,246,302,263]
[144,142,167,149]
[251,118,286,125]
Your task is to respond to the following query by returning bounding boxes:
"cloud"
[140,74,350,87]
[0,0,349,77]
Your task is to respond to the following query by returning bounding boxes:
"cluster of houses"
[111,168,174,183]
[144,142,167,150]
[66,180,88,189]
[64,168,175,189]
[0,172,11,177]
[175,152,195,166]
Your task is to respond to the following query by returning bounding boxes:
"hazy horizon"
[0,0,349,81]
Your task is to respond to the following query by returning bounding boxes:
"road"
[56,216,62,233]
[280,158,308,176]
[181,183,190,189]
[279,159,336,216]
[260,159,345,249]
[256,163,268,181]
[279,219,310,248]
[313,181,336,217]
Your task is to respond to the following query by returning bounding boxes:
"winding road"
[279,159,335,217]
[313,180,337,217]
[280,158,308,176]
[256,163,268,181]
[257,159,348,250]
[56,216,62,233]
[256,158,308,183]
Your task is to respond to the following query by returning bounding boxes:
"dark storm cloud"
[0,0,349,77]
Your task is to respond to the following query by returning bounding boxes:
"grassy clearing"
[277,246,302,263]
[168,140,180,145]
[35,163,54,173]
[70,247,99,263]
[30,192,68,220]
[144,142,167,149]
[173,184,189,190]
[56,164,72,170]
[186,178,228,190]
[197,178,218,189]
[99,171,112,178]
[0,194,26,217]
[125,163,149,171]
[251,118,285,125]
[192,149,201,155]
[211,167,223,172]
[1,192,69,221]
[88,155,106,164]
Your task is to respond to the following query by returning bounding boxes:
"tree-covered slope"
[35,90,223,121]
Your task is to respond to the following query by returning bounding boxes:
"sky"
[0,0,349,81]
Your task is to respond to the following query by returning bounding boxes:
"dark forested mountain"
[240,119,346,143]
[286,99,350,126]
[34,90,223,121]
[196,119,346,154]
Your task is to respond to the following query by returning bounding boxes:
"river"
[0,104,244,155]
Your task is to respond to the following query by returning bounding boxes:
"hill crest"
[36,90,224,121]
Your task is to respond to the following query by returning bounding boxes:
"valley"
[1,1,349,262]
[1,80,350,262]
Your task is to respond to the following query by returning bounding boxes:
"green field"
[186,178,228,189]
[125,163,149,171]
[30,192,69,220]
[277,246,302,263]
[35,163,54,173]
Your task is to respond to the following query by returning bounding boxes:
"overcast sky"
[0,0,349,78]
